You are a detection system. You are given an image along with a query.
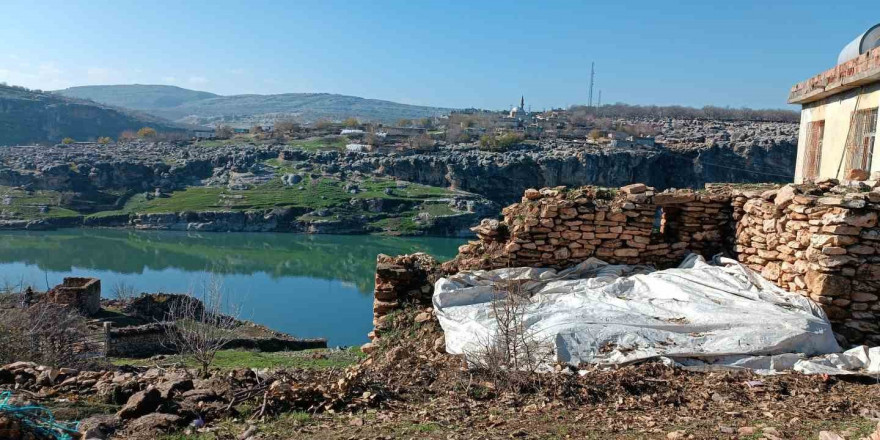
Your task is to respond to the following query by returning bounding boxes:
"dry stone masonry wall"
[367,253,446,351]
[452,184,734,270]
[733,179,880,345]
[371,180,880,347]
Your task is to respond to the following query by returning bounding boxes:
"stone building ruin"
[370,181,880,350]
[47,277,101,317]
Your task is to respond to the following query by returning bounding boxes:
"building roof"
[788,46,880,105]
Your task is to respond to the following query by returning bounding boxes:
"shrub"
[118,130,137,141]
[314,120,333,130]
[343,117,360,128]
[112,281,137,304]
[97,136,112,145]
[61,137,74,145]
[478,132,524,151]
[137,127,157,138]
[274,120,299,135]
[407,133,435,151]
[214,125,233,139]
[0,291,105,369]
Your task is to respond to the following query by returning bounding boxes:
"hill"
[0,84,184,145]
[55,84,451,126]
[57,84,218,110]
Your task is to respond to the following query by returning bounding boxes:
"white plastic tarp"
[432,254,878,374]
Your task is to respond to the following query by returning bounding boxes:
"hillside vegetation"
[0,84,183,145]
[57,84,218,109]
[55,84,451,126]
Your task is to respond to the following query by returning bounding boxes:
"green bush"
[478,132,523,151]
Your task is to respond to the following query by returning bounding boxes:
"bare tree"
[111,280,137,304]
[407,133,435,151]
[162,278,242,376]
[469,277,553,391]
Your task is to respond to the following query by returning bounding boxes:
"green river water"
[0,229,465,346]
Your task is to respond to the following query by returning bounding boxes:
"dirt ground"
[179,309,880,440]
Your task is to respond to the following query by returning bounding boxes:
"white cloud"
[188,76,208,85]
[228,68,246,75]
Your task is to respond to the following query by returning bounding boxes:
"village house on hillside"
[789,23,880,182]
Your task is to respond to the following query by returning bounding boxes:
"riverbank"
[0,171,497,236]
[0,204,489,236]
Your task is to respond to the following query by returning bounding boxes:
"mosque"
[509,96,527,119]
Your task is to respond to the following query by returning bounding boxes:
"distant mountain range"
[0,84,184,145]
[55,84,452,126]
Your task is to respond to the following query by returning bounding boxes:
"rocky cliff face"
[327,142,795,204]
[0,118,797,204]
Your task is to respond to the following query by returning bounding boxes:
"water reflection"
[0,230,464,346]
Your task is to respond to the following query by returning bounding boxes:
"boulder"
[774,184,797,207]
[117,388,162,420]
[156,377,194,400]
[79,414,119,440]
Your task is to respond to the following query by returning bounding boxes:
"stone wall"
[370,181,880,347]
[367,253,447,351]
[106,322,328,358]
[48,277,101,316]
[107,323,173,358]
[453,184,734,270]
[733,180,880,345]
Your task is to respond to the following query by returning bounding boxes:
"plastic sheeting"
[432,254,878,375]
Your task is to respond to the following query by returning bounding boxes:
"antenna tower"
[588,62,595,108]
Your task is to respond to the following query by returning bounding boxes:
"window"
[844,108,878,175]
[802,120,824,181]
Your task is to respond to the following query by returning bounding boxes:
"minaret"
[520,96,525,111]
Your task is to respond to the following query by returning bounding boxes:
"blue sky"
[1,0,878,110]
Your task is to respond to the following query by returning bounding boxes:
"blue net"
[0,391,80,440]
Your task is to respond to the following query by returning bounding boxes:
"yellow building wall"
[795,82,880,183]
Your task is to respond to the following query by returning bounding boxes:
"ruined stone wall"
[453,184,735,270]
[48,277,101,317]
[367,253,446,350]
[106,321,329,358]
[106,323,174,358]
[733,181,880,345]
[370,181,880,347]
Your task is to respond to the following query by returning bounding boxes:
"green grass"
[287,136,349,151]
[0,186,81,219]
[122,187,227,213]
[419,202,457,217]
[369,213,420,235]
[0,164,461,236]
[118,175,453,216]
[111,347,365,371]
